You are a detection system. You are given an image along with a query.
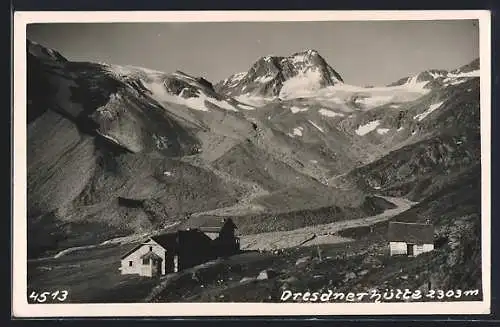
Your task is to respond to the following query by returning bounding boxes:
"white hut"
[388,221,434,256]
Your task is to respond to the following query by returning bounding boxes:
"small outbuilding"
[387,221,434,257]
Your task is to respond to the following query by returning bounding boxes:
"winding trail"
[29,221,182,262]
[182,157,271,217]
[239,196,416,251]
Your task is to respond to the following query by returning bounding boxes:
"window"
[142,258,150,265]
[128,261,133,267]
[149,246,153,251]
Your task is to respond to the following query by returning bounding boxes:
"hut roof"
[198,226,221,233]
[151,232,178,249]
[121,233,178,259]
[120,228,218,259]
[388,221,434,244]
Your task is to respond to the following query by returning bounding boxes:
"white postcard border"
[12,10,492,317]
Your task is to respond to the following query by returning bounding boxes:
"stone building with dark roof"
[119,218,240,277]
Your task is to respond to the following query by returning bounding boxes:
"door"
[407,243,414,256]
[151,259,162,277]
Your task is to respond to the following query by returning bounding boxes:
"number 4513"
[29,290,68,303]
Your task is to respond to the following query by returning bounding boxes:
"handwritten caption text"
[280,288,480,303]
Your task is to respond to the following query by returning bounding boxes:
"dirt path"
[29,221,183,262]
[239,196,416,251]
[183,157,271,217]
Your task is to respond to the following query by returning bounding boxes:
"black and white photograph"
[12,10,491,317]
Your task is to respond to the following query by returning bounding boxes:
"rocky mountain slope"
[333,77,480,200]
[26,39,481,262]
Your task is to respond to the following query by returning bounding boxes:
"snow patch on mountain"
[446,79,468,86]
[234,93,276,107]
[279,69,323,99]
[236,103,256,110]
[318,109,345,118]
[174,93,211,112]
[332,81,430,94]
[207,98,239,112]
[403,74,431,89]
[96,129,142,153]
[308,120,325,133]
[220,72,247,88]
[447,69,480,79]
[291,127,304,137]
[96,130,123,146]
[356,120,381,136]
[143,78,167,95]
[355,95,394,109]
[376,128,390,135]
[100,64,242,113]
[255,73,276,84]
[290,53,309,64]
[442,69,479,87]
[414,101,445,121]
[276,80,430,110]
[290,106,309,114]
[428,71,448,79]
[232,72,247,81]
[102,64,166,81]
[145,80,210,111]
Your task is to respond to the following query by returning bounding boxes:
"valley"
[27,195,414,303]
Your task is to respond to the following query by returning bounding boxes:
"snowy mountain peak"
[215,49,344,99]
[286,49,325,69]
[388,58,480,89]
[452,58,479,74]
[290,49,320,59]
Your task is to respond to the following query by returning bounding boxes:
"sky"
[26,20,479,86]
